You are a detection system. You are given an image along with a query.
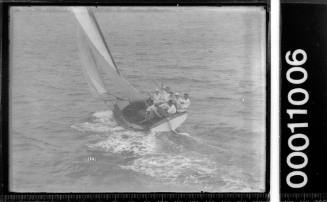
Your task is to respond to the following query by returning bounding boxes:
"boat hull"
[113,102,187,132]
[150,112,188,133]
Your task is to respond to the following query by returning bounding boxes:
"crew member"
[178,93,191,112]
[167,100,177,115]
[145,99,158,120]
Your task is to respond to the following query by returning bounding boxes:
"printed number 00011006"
[285,49,309,189]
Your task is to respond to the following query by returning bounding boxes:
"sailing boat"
[72,7,188,133]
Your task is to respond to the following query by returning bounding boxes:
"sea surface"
[10,7,266,192]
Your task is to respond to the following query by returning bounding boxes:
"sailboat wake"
[71,110,157,156]
[71,110,124,133]
[70,110,221,190]
[120,153,218,184]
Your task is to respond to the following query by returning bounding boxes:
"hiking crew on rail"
[144,86,191,121]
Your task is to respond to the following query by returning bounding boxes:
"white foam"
[71,110,123,133]
[121,154,217,184]
[71,110,157,156]
[87,131,157,156]
[93,110,113,119]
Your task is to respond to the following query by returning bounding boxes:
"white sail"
[72,7,144,103]
[77,31,107,96]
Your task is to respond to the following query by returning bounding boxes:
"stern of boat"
[150,112,188,133]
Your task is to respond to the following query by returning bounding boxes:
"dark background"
[281,3,327,194]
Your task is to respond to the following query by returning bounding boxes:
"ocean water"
[10,7,266,192]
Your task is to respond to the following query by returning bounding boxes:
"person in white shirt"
[167,100,177,115]
[178,93,191,112]
[145,99,160,120]
[157,100,176,117]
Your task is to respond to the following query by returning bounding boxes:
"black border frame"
[279,1,327,199]
[1,1,270,201]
